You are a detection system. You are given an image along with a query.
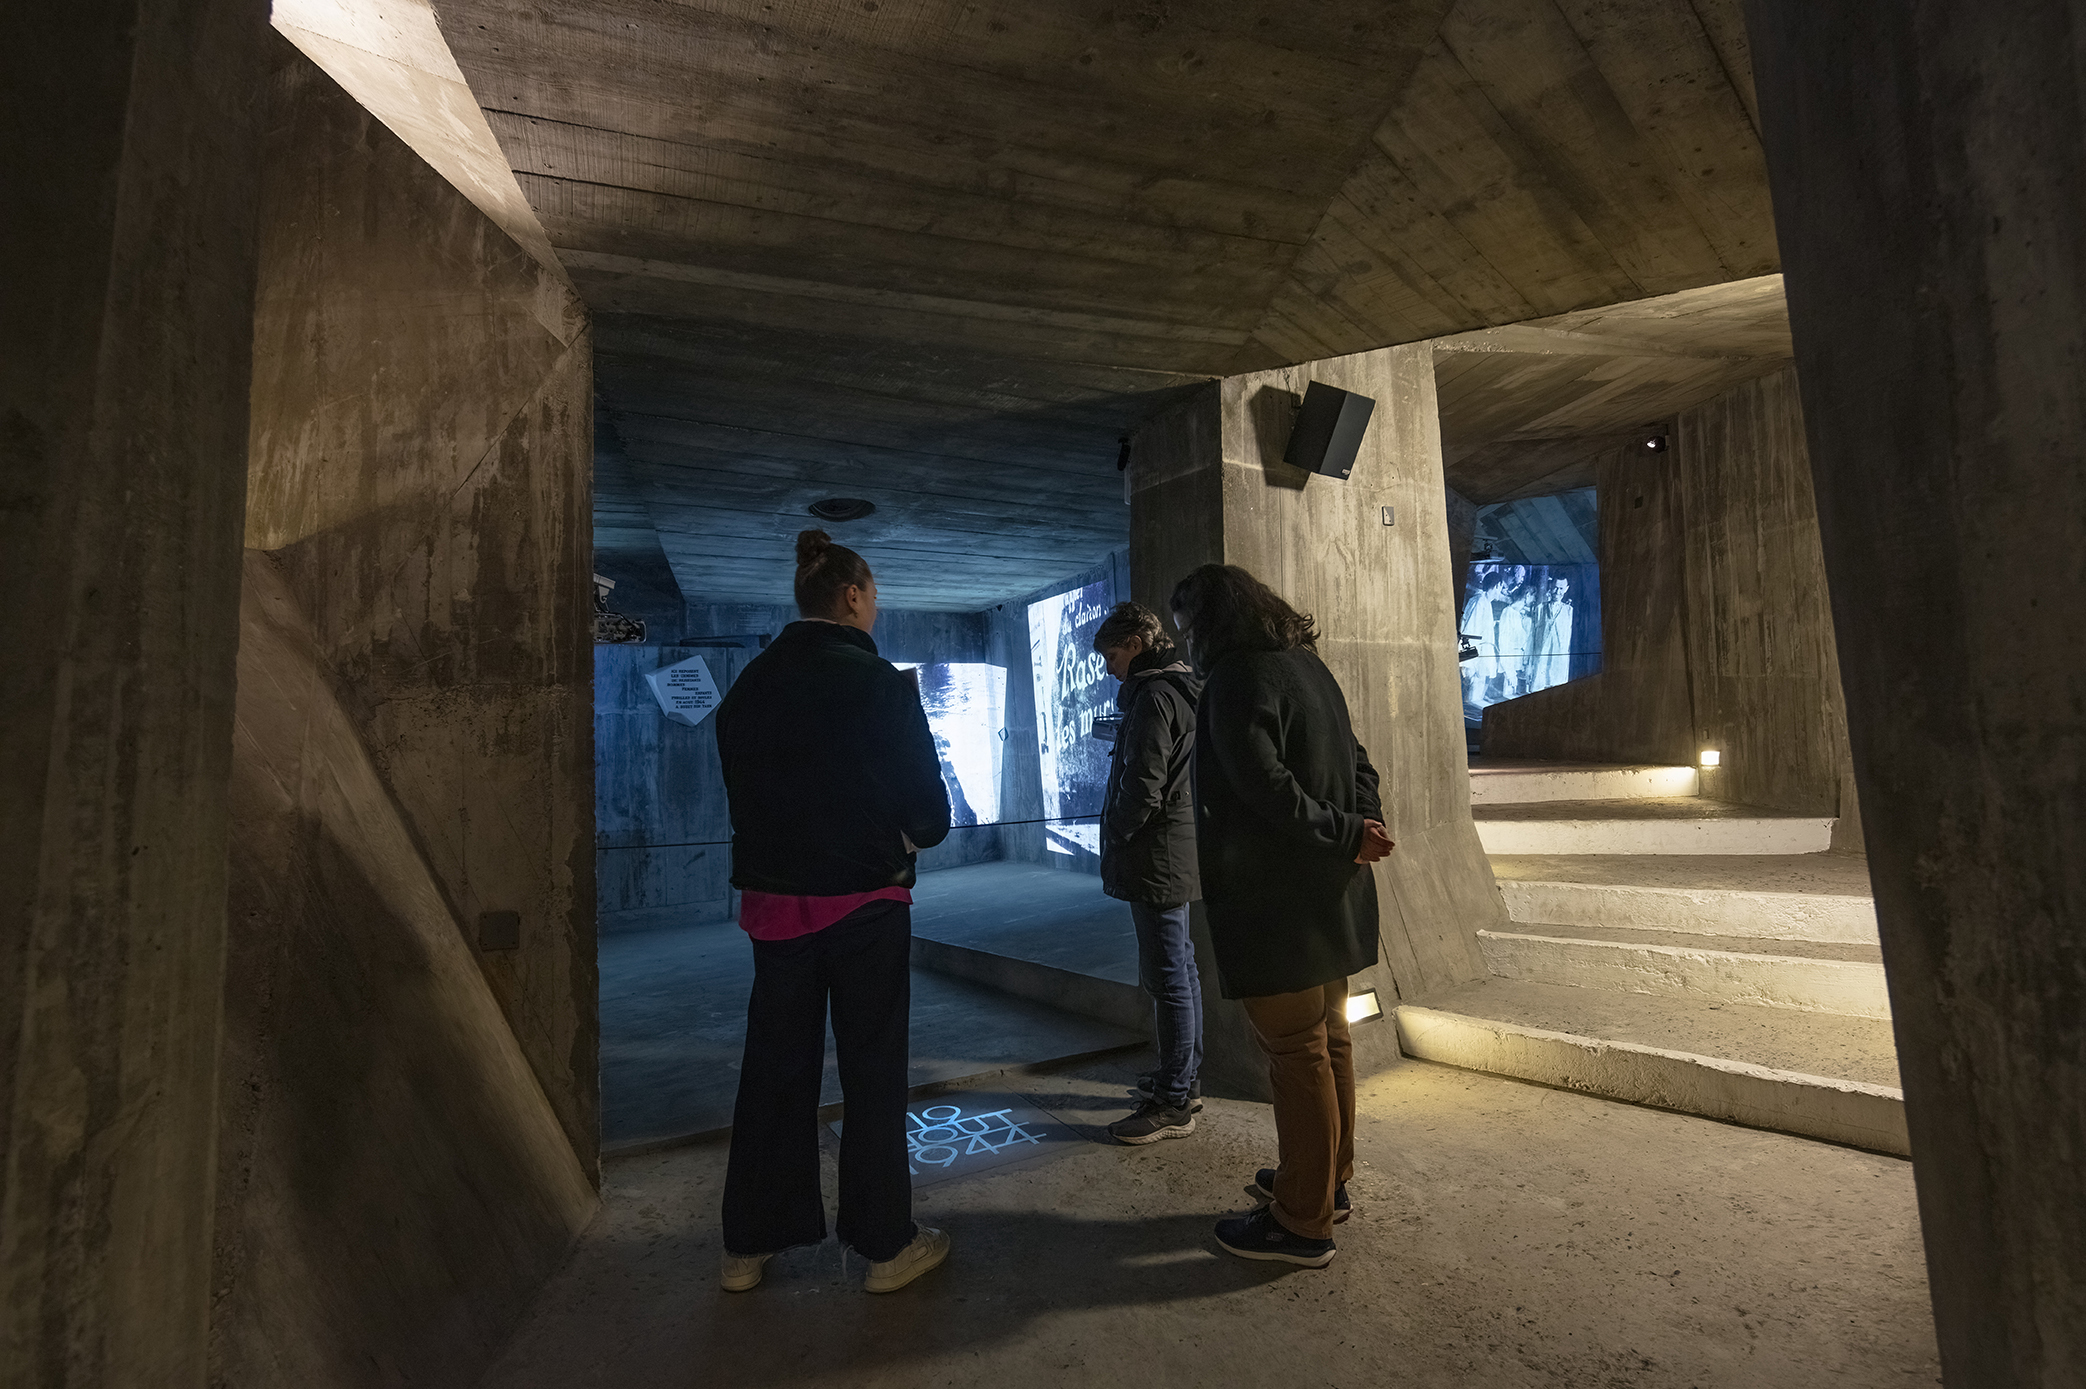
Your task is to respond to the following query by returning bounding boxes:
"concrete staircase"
[1398,761,1906,1154]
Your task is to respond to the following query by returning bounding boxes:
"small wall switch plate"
[478,910,522,951]
[1381,505,1396,526]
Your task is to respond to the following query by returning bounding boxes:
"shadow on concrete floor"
[486,1053,1942,1389]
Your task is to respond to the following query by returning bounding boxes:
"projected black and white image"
[898,662,1006,826]
[1027,581,1112,855]
[1460,563,1602,723]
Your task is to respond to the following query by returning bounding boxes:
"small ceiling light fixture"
[807,497,876,523]
[1644,434,1669,453]
[1699,749,1722,767]
[1345,989,1385,1024]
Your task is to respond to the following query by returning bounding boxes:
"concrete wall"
[213,42,598,1388]
[214,555,594,1388]
[242,41,597,1174]
[1483,369,1861,848]
[1,2,270,1383]
[1748,3,2086,1380]
[1128,348,1502,1091]
[595,645,757,926]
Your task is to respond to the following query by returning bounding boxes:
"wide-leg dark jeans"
[721,899,914,1262]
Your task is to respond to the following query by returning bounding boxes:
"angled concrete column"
[1130,348,1499,1097]
[0,1,269,1384]
[1748,3,2086,1382]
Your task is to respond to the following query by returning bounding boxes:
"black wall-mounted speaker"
[1284,382,1376,480]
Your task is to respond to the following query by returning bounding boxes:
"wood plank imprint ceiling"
[435,0,1780,609]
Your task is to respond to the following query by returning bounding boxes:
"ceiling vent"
[807,497,877,522]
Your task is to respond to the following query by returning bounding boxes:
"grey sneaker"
[1108,1099,1197,1145]
[864,1225,949,1293]
[719,1250,773,1292]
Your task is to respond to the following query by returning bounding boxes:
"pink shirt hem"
[737,887,912,942]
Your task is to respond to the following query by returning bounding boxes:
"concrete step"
[1487,852,1879,943]
[1395,978,1905,1154]
[1473,796,1836,855]
[1476,922,1891,1019]
[909,935,1150,1037]
[1468,759,1699,805]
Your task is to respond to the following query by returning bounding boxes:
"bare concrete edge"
[600,1041,1148,1160]
[1500,880,1880,943]
[1468,765,1701,804]
[1475,818,1836,856]
[1393,1004,1910,1157]
[1475,929,1892,1019]
[908,936,1154,1035]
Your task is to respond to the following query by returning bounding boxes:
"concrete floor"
[910,861,1139,985]
[600,917,1141,1149]
[484,1055,1941,1388]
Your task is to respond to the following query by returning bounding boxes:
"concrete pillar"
[1129,347,1499,1097]
[0,2,269,1384]
[1747,3,2086,1381]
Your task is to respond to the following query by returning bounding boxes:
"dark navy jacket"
[715,620,951,895]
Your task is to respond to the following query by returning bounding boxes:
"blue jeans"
[1132,901,1204,1108]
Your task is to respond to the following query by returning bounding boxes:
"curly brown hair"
[1168,564,1318,667]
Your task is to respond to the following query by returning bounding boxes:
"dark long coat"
[1191,646,1381,998]
[1098,654,1202,906]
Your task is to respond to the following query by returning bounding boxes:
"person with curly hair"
[1169,564,1395,1269]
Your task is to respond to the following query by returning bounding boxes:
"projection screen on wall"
[897,662,1005,827]
[1027,581,1113,854]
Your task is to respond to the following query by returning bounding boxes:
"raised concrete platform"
[1468,759,1700,805]
[1488,852,1880,942]
[1473,796,1837,855]
[909,861,1147,1033]
[1396,978,1906,1155]
[600,912,1142,1152]
[1477,923,1890,1019]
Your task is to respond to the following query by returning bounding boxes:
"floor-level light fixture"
[1699,749,1722,767]
[1346,989,1384,1025]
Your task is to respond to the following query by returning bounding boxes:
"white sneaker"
[862,1226,950,1293]
[719,1250,773,1293]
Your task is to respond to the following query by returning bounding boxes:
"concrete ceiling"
[434,0,1780,609]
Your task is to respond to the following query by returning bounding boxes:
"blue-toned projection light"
[895,662,1006,826]
[644,654,721,728]
[1028,581,1112,855]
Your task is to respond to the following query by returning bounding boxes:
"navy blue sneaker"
[1251,1167,1350,1224]
[1214,1206,1335,1267]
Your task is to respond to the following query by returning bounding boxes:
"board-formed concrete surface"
[1474,797,1838,855]
[1488,853,1880,942]
[1467,760,1701,805]
[479,1055,1940,1388]
[1477,925,1890,1019]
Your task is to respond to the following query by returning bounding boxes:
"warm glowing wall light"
[1346,990,1384,1024]
[1699,749,1722,767]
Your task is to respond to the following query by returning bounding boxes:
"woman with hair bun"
[712,529,953,1295]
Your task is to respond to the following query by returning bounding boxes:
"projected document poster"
[897,663,1005,827]
[1027,581,1112,855]
[1460,562,1602,724]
